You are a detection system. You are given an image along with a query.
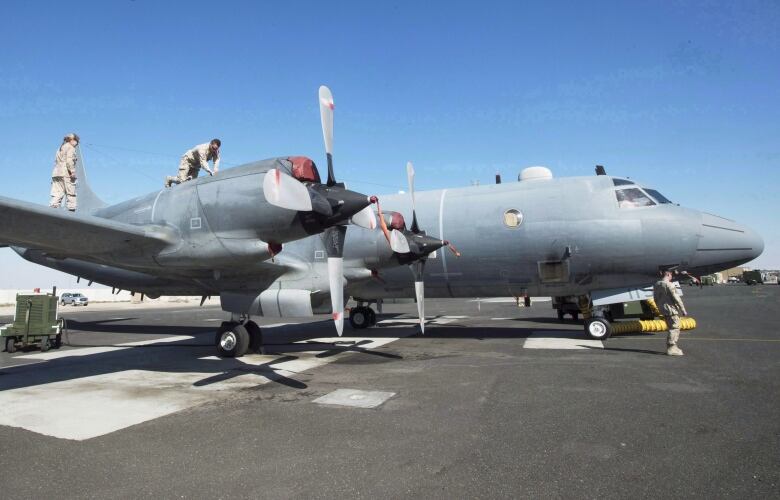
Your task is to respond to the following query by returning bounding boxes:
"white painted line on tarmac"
[469,297,552,303]
[523,331,603,350]
[16,335,195,360]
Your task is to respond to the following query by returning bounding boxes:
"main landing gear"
[215,319,264,357]
[349,305,377,329]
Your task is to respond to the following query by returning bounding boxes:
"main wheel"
[5,337,17,353]
[245,321,264,354]
[216,322,249,357]
[366,308,377,327]
[349,307,370,329]
[584,318,611,340]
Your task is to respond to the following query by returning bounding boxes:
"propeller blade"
[328,257,344,336]
[390,229,411,254]
[319,85,336,186]
[414,280,425,333]
[406,161,420,234]
[263,168,313,211]
[350,201,378,229]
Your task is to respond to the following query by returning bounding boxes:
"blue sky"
[1,0,778,288]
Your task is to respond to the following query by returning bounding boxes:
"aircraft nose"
[689,213,764,273]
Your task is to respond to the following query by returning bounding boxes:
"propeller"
[401,161,461,332]
[262,86,375,231]
[316,85,380,335]
[319,85,336,187]
[262,167,313,212]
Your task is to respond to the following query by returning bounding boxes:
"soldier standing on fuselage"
[165,139,221,188]
[653,269,688,356]
[50,133,79,211]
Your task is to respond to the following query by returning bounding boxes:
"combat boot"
[667,345,684,356]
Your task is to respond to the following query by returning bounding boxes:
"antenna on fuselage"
[495,172,502,184]
[595,165,607,176]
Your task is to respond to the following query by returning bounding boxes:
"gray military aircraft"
[1,86,388,354]
[1,88,764,357]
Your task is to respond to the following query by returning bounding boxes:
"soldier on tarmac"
[50,133,80,211]
[653,269,688,356]
[165,139,221,188]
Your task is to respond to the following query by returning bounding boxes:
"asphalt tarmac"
[0,285,778,498]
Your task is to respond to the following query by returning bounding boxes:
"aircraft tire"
[585,318,611,340]
[349,307,370,329]
[367,308,377,326]
[216,322,249,357]
[245,321,264,353]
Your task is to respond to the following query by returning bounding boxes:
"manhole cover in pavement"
[313,389,395,408]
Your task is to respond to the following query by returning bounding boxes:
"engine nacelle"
[220,289,331,317]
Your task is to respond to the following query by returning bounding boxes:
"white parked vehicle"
[60,292,89,306]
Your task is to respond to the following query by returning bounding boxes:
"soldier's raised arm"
[198,146,213,175]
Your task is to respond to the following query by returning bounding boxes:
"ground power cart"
[2,292,65,353]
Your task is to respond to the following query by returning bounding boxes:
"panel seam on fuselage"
[150,190,164,222]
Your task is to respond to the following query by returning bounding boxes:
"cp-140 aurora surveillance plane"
[0,87,763,357]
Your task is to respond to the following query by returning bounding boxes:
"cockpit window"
[615,188,656,208]
[612,178,634,186]
[644,188,673,204]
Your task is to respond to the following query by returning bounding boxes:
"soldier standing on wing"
[50,133,79,211]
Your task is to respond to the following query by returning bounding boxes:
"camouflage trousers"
[165,158,200,187]
[664,314,681,346]
[50,176,77,210]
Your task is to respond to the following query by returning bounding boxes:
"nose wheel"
[584,318,611,340]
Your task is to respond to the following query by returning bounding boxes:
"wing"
[0,196,175,259]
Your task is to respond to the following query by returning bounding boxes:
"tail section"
[75,146,107,213]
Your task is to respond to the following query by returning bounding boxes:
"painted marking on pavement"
[0,334,400,441]
[313,389,395,409]
[523,331,604,350]
[15,335,195,361]
[377,315,466,327]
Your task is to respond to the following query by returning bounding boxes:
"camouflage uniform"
[653,279,687,356]
[165,143,220,187]
[50,142,78,210]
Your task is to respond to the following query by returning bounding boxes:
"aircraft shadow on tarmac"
[1,314,650,394]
